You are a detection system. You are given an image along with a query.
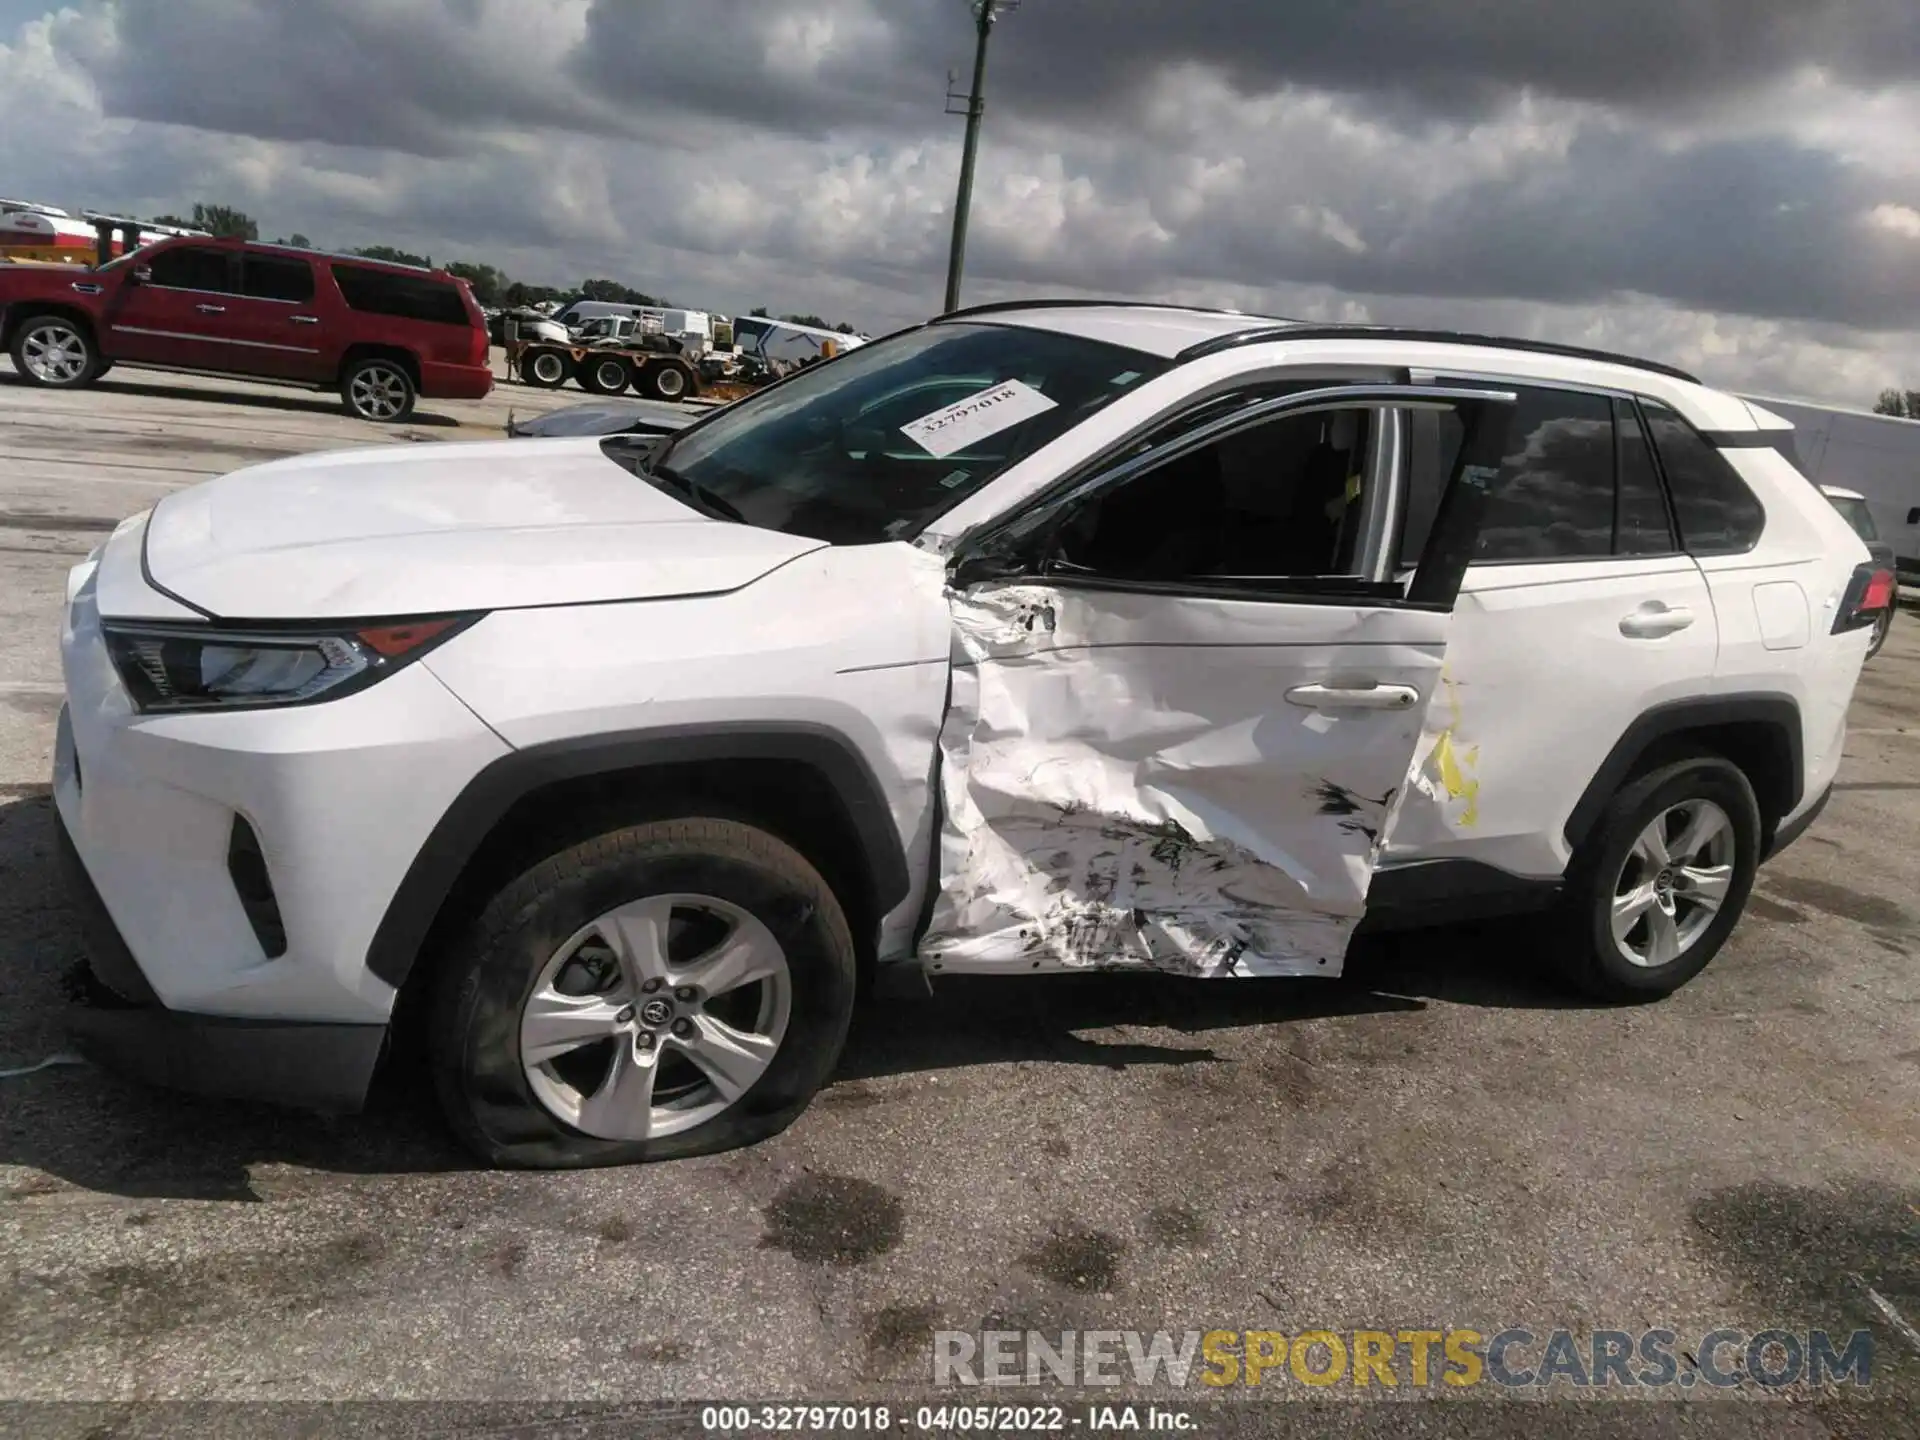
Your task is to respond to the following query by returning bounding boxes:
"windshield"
[1831,495,1878,541]
[602,322,1167,544]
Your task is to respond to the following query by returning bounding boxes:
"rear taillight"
[1834,562,1897,635]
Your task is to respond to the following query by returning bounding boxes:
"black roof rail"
[937,296,1267,322]
[1177,324,1700,384]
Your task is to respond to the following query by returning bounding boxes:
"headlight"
[101,615,478,714]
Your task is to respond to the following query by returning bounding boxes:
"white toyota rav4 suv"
[56,303,1891,1167]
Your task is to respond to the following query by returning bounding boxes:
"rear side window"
[241,254,315,303]
[329,264,469,326]
[146,245,236,293]
[1642,400,1765,555]
[1474,388,1615,561]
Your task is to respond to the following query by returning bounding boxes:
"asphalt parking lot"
[0,365,1916,1433]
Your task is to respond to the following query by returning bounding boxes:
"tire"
[1867,605,1893,660]
[10,314,100,389]
[429,817,857,1169]
[1553,751,1761,1001]
[341,356,417,422]
[645,362,694,401]
[579,355,631,396]
[522,348,572,389]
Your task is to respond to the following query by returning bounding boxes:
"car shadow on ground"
[0,790,1598,1201]
[0,369,463,428]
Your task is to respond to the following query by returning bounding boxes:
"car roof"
[163,235,458,280]
[940,299,1701,384]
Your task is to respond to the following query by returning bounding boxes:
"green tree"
[354,244,432,268]
[287,232,311,249]
[149,214,190,229]
[445,260,505,306]
[835,321,856,335]
[188,202,258,240]
[1873,389,1920,420]
[579,277,661,306]
[782,312,830,329]
[749,306,770,317]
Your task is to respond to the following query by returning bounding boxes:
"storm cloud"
[3,0,1917,401]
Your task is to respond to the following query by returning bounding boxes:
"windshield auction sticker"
[899,379,1059,459]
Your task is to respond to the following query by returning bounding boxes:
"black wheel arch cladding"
[365,723,911,993]
[1564,694,1803,855]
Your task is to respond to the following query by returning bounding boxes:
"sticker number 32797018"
[898,379,1059,460]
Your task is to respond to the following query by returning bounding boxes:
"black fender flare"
[1562,693,1803,854]
[365,723,911,991]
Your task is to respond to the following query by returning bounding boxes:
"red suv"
[0,237,493,421]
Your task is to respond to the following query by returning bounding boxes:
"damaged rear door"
[921,385,1514,978]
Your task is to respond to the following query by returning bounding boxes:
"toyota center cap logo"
[640,998,674,1027]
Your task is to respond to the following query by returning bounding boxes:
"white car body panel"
[1381,556,1718,877]
[143,438,825,617]
[1739,395,1920,578]
[923,583,1448,978]
[422,544,955,959]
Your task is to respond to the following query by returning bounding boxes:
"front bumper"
[60,809,387,1110]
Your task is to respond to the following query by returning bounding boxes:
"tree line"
[1873,390,1920,420]
[145,201,861,331]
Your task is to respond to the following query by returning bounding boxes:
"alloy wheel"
[21,322,89,384]
[349,364,409,420]
[519,893,792,1140]
[1609,798,1735,968]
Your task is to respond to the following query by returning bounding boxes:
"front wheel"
[1553,752,1761,1001]
[341,357,416,422]
[429,817,856,1168]
[521,348,572,388]
[11,315,99,389]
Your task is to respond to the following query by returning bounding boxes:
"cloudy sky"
[5,0,1919,403]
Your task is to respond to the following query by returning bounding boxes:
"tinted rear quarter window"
[241,254,315,303]
[330,264,469,326]
[1642,400,1766,554]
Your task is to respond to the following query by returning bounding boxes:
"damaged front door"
[921,385,1513,979]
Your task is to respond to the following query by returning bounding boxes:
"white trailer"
[1740,395,1920,585]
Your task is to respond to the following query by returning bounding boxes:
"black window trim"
[1412,373,1689,570]
[949,383,1517,613]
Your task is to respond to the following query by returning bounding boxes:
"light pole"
[942,0,1018,314]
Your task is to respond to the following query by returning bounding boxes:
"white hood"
[137,437,825,620]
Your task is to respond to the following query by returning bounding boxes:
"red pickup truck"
[0,237,493,422]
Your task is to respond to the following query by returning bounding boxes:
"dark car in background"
[1,236,493,421]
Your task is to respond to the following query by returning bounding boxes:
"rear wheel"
[1867,604,1894,659]
[522,348,572,388]
[644,362,693,401]
[11,315,99,389]
[580,355,632,396]
[1554,752,1760,1000]
[429,817,856,1168]
[341,357,416,422]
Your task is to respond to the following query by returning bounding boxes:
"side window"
[329,264,469,326]
[1473,388,1614,562]
[145,245,236,293]
[1614,399,1675,555]
[1642,400,1766,555]
[240,254,315,303]
[1049,406,1374,586]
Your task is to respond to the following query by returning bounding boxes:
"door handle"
[1286,682,1422,711]
[290,315,319,325]
[70,282,103,295]
[1619,603,1695,639]
[195,303,226,314]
